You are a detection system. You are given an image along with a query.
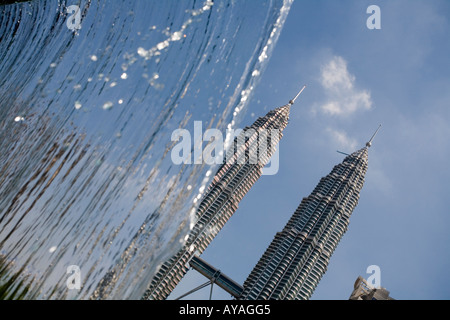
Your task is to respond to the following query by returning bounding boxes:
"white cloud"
[326,127,358,151]
[318,56,372,116]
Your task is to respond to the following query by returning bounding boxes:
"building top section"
[346,146,369,161]
[349,276,395,300]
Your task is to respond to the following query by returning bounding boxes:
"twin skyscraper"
[143,86,379,300]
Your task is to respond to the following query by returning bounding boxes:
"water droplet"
[74,101,82,110]
[156,40,169,51]
[102,101,113,110]
[171,31,182,41]
[137,47,147,57]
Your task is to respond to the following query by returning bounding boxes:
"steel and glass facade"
[142,100,295,300]
[239,147,369,300]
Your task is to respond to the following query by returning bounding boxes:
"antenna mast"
[289,85,307,105]
[366,124,382,148]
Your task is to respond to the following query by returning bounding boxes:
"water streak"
[0,0,293,299]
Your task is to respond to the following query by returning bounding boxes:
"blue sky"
[170,0,450,300]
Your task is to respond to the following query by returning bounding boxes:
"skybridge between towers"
[174,255,244,300]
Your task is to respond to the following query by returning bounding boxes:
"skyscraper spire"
[366,124,382,148]
[142,88,305,300]
[239,143,370,300]
[289,85,307,106]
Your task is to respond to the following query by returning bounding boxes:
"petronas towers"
[143,86,378,300]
